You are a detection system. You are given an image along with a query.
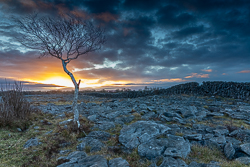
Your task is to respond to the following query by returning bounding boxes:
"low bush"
[0,82,34,129]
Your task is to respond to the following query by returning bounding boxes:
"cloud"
[185,73,209,78]
[201,69,212,72]
[238,70,250,73]
[0,0,250,90]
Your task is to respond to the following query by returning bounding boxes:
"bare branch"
[13,13,106,61]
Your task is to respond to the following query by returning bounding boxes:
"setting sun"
[40,77,74,88]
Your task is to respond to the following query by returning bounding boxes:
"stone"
[119,121,170,150]
[182,106,197,118]
[188,161,207,167]
[236,157,250,165]
[23,137,41,148]
[59,149,71,155]
[57,154,108,167]
[76,142,85,151]
[92,121,115,130]
[17,128,22,132]
[209,136,226,145]
[240,143,250,156]
[115,115,134,124]
[138,138,168,160]
[224,142,235,160]
[87,131,111,141]
[55,113,66,119]
[87,115,97,121]
[213,129,229,136]
[184,134,203,141]
[78,137,105,152]
[59,119,73,125]
[158,156,188,167]
[109,157,130,167]
[77,155,108,167]
[163,135,191,158]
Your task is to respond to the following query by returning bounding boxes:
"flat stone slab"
[119,121,170,150]
[138,138,168,160]
[163,135,191,158]
[109,157,130,167]
[57,155,108,167]
[159,157,188,167]
[240,143,250,156]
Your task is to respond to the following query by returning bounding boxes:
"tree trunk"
[62,60,80,127]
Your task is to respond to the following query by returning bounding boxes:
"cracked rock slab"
[119,121,170,150]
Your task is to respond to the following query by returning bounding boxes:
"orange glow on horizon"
[23,76,130,89]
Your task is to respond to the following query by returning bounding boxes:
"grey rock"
[109,157,130,167]
[182,106,197,118]
[77,155,108,167]
[188,161,207,167]
[44,130,53,135]
[138,138,168,160]
[106,111,123,119]
[17,128,22,132]
[115,115,134,124]
[76,142,85,151]
[240,143,250,156]
[78,137,105,152]
[209,136,226,145]
[224,142,235,160]
[225,137,241,146]
[236,157,250,165]
[59,149,71,155]
[213,129,229,136]
[57,151,94,167]
[158,157,188,167]
[87,131,111,141]
[119,121,170,150]
[141,112,157,120]
[184,134,203,141]
[59,119,73,125]
[87,115,97,121]
[23,137,41,148]
[92,121,115,130]
[55,113,66,119]
[59,142,71,148]
[163,112,182,119]
[203,134,214,140]
[163,135,191,158]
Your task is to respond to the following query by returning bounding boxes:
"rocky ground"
[2,94,250,167]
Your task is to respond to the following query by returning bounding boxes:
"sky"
[0,0,250,91]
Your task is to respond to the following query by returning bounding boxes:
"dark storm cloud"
[156,5,196,27]
[0,0,250,90]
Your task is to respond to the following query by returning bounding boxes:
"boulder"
[236,157,250,165]
[224,142,235,160]
[138,138,168,160]
[240,143,250,156]
[87,131,111,141]
[92,121,115,130]
[78,137,105,152]
[158,157,188,167]
[109,157,130,167]
[163,135,191,158]
[119,121,170,150]
[23,137,41,148]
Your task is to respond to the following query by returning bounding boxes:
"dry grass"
[186,144,249,167]
[0,82,43,130]
[0,110,94,167]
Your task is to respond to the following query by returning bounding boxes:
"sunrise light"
[40,77,74,87]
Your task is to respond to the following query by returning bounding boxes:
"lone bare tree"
[14,13,105,127]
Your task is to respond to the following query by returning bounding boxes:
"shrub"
[0,81,33,129]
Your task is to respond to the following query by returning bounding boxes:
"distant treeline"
[83,81,250,100]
